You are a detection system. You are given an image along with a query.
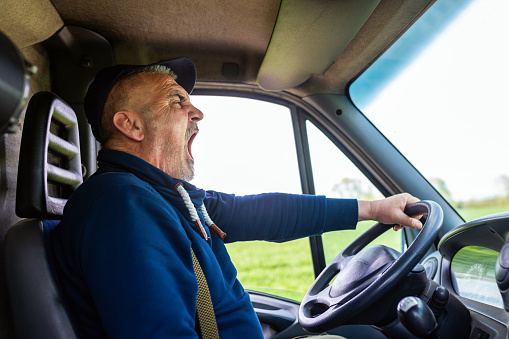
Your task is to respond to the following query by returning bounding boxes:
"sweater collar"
[95,149,206,206]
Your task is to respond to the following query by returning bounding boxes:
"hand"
[358,193,422,231]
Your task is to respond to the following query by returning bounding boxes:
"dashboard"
[424,211,509,338]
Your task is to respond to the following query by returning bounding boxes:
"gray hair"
[128,64,178,81]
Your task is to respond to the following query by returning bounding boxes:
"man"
[52,57,422,338]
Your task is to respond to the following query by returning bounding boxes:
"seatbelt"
[192,248,220,339]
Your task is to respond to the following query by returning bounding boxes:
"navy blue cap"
[84,57,196,140]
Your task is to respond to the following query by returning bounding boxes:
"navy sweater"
[51,150,358,338]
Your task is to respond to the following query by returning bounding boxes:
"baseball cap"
[84,57,197,140]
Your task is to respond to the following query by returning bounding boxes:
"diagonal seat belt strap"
[192,248,220,339]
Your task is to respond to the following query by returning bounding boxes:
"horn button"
[329,245,401,299]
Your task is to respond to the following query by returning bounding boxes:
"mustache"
[185,123,199,139]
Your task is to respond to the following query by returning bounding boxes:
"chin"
[181,164,195,182]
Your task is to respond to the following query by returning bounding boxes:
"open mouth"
[187,130,198,161]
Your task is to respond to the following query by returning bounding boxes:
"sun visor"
[257,0,380,91]
[0,0,63,49]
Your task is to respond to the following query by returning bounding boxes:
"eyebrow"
[170,89,189,101]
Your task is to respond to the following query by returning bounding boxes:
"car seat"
[2,91,82,339]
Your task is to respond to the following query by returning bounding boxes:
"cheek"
[155,108,187,139]
[158,119,187,145]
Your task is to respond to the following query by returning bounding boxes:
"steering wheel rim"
[299,200,443,333]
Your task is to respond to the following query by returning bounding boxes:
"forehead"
[139,72,185,93]
[112,71,184,99]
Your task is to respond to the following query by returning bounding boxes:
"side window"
[306,121,403,263]
[191,96,301,195]
[191,95,314,301]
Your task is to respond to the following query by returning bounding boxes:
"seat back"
[3,220,78,339]
[3,92,82,339]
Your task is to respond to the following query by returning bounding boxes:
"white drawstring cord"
[175,183,227,241]
[199,205,227,240]
[175,183,200,221]
[199,205,214,227]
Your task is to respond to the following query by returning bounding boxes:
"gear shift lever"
[429,286,449,319]
[397,296,438,339]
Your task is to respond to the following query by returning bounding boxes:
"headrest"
[16,92,83,219]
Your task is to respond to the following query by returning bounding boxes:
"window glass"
[191,96,301,195]
[350,0,509,221]
[306,121,403,263]
[191,95,313,301]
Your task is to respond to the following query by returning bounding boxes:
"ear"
[112,111,145,142]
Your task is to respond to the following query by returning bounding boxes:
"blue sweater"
[51,150,358,338]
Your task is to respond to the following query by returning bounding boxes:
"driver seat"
[2,92,82,339]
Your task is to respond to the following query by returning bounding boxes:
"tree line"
[332,175,509,208]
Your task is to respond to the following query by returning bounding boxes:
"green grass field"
[455,205,509,222]
[226,205,509,301]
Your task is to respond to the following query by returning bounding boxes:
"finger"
[393,218,422,231]
[406,195,420,205]
[403,216,422,229]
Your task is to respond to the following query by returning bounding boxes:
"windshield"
[350,0,509,221]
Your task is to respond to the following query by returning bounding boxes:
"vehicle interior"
[1,0,508,338]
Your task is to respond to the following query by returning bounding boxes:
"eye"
[170,94,186,107]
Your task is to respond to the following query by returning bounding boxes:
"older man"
[51,57,421,338]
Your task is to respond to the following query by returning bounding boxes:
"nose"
[188,103,204,122]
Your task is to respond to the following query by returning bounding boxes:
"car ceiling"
[2,0,433,98]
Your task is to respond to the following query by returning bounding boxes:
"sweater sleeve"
[69,183,200,338]
[204,191,358,243]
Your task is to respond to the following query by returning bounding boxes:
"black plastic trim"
[16,92,82,219]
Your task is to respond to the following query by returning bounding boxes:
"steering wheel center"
[329,245,401,298]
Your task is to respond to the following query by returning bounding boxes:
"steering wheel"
[299,200,443,333]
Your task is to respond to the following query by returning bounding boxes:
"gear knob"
[397,296,438,338]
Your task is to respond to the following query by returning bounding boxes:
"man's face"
[139,73,203,181]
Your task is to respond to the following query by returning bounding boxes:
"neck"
[105,138,186,180]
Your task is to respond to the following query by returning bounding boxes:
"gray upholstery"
[3,219,78,339]
[2,91,81,339]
